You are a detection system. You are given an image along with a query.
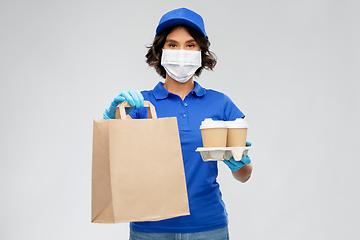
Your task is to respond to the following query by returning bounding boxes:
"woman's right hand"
[103,90,144,119]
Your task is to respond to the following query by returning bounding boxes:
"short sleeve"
[223,94,245,121]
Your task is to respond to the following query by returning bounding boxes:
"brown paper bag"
[92,101,189,223]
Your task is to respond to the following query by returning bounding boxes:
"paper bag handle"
[115,101,157,120]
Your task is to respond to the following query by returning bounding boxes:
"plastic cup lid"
[200,118,228,129]
[226,118,248,128]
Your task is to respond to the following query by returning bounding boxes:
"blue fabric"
[129,81,245,233]
[129,226,229,240]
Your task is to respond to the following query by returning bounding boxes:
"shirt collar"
[153,81,206,100]
[193,81,206,97]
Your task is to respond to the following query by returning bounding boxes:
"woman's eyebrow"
[165,39,178,43]
[165,39,196,43]
[186,39,196,42]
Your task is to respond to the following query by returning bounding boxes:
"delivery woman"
[103,8,253,240]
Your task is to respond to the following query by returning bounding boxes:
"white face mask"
[161,49,202,83]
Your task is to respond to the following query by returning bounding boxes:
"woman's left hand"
[223,142,252,172]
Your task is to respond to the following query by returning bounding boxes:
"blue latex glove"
[103,90,144,119]
[223,142,252,171]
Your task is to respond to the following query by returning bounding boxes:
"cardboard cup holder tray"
[195,146,251,161]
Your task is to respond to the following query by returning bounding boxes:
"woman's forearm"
[232,163,253,183]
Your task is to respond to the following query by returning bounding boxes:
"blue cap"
[156,8,208,38]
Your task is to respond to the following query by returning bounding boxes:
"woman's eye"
[169,44,177,47]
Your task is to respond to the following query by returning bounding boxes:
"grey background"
[1,0,359,239]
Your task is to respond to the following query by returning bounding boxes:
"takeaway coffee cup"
[200,118,228,148]
[226,118,248,147]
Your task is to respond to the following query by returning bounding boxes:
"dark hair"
[146,25,217,79]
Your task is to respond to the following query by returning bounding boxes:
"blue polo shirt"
[129,81,245,233]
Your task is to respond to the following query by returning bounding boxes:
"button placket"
[179,96,190,130]
[182,101,188,118]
